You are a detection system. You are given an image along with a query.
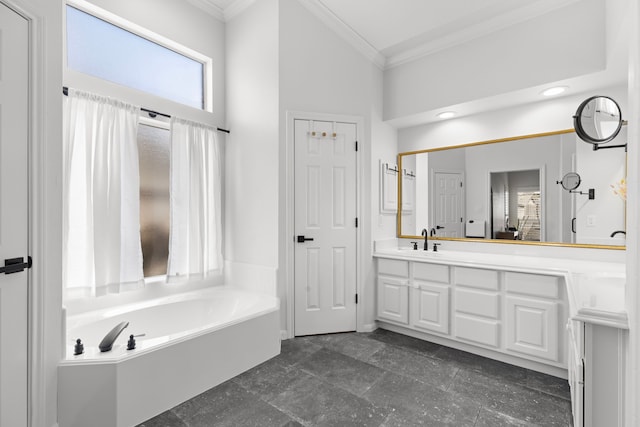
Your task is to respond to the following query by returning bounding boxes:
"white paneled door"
[0,3,29,427]
[294,119,357,336]
[433,172,463,237]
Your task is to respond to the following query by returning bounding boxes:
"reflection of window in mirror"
[517,190,541,241]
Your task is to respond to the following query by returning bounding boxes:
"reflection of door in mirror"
[490,170,541,241]
[433,172,464,237]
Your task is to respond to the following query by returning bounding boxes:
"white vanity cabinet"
[375,255,569,376]
[376,259,410,325]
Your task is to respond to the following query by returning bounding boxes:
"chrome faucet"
[610,230,626,238]
[421,228,429,250]
[98,321,129,352]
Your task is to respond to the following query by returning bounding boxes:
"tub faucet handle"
[126,333,146,351]
[74,338,84,355]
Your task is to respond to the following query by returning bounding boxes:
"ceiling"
[190,0,629,127]
[197,0,588,68]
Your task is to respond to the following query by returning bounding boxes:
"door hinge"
[460,182,463,187]
[0,256,32,275]
[355,140,358,151]
[355,217,359,228]
[460,217,463,222]
[355,294,358,304]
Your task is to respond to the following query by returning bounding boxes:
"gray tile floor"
[138,329,573,427]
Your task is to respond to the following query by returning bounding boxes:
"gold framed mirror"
[397,128,626,249]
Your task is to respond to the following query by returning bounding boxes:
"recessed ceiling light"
[437,111,456,119]
[541,86,568,97]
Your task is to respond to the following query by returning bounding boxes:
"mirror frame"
[573,96,623,145]
[397,128,625,250]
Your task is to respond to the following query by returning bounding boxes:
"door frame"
[1,1,50,425]
[285,111,365,339]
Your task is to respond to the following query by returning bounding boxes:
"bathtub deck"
[138,329,573,427]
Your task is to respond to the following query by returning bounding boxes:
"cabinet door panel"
[377,276,409,324]
[455,314,499,348]
[411,282,449,334]
[506,296,558,361]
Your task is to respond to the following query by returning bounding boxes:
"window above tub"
[65,1,212,111]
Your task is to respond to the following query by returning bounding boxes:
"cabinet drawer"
[455,288,500,319]
[455,267,499,290]
[505,272,559,299]
[455,314,499,348]
[413,262,449,283]
[378,259,409,277]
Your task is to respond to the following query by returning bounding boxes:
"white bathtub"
[58,286,281,427]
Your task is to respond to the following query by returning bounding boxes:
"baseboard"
[360,323,378,333]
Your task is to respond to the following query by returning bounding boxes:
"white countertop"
[374,247,628,329]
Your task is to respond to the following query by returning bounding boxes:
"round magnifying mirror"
[573,96,622,145]
[560,172,581,191]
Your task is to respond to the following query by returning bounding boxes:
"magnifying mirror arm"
[570,189,596,200]
[591,143,627,152]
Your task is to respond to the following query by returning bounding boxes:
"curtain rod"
[62,87,230,134]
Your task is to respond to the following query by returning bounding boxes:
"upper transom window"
[66,3,210,110]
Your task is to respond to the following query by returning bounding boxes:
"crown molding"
[185,0,225,21]
[298,0,386,69]
[386,0,581,69]
[224,0,256,21]
[184,0,255,22]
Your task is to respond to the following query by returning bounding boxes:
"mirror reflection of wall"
[398,128,626,247]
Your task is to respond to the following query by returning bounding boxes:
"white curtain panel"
[168,118,223,280]
[63,89,144,298]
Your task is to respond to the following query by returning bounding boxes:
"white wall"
[384,0,606,121]
[625,1,640,423]
[225,0,279,291]
[398,86,628,153]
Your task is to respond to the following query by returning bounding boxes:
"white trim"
[65,0,214,113]
[285,111,365,339]
[184,0,224,21]
[297,0,579,71]
[184,0,255,22]
[224,0,256,21]
[297,0,386,70]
